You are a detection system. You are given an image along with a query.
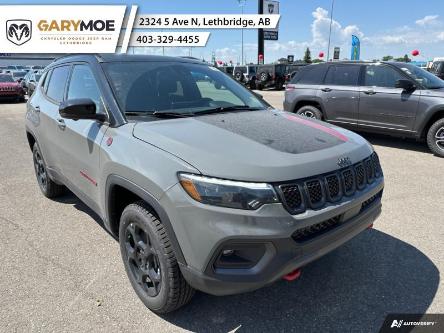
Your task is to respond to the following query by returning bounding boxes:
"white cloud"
[438,32,444,41]
[416,15,439,26]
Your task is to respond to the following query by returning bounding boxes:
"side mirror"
[395,79,416,92]
[59,98,106,121]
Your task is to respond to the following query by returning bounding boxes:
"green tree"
[394,54,411,62]
[312,58,324,63]
[303,47,312,64]
[382,55,393,61]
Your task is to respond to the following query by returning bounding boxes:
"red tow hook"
[283,268,302,281]
[367,223,374,229]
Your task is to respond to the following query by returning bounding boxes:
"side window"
[325,65,360,86]
[46,66,70,102]
[364,65,405,88]
[67,64,104,113]
[295,65,327,84]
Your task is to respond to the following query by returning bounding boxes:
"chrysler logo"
[337,157,352,168]
[6,19,32,46]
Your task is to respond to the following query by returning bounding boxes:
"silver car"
[26,54,384,313]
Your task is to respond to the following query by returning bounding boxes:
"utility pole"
[238,0,246,65]
[326,0,335,61]
[258,0,264,64]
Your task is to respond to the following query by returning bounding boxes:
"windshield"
[103,61,267,115]
[0,75,14,83]
[395,63,444,89]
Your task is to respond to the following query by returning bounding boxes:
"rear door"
[358,64,420,132]
[54,63,108,205]
[319,64,361,129]
[33,65,71,173]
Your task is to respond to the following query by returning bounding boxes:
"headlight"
[178,173,279,210]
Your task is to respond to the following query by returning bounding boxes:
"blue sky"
[2,0,444,62]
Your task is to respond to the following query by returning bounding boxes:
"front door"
[54,64,108,205]
[358,64,420,132]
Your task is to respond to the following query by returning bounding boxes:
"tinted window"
[325,65,360,86]
[364,65,405,88]
[46,66,70,102]
[395,63,444,89]
[293,65,327,84]
[67,65,104,113]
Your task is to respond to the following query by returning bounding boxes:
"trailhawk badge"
[6,20,32,46]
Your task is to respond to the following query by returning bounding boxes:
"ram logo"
[6,20,32,46]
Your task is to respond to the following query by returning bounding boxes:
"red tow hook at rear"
[283,268,302,281]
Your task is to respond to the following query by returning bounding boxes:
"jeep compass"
[26,54,384,313]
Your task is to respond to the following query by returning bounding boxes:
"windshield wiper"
[125,111,193,118]
[193,105,264,115]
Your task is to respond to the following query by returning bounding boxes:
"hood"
[422,88,444,98]
[0,82,20,88]
[133,110,373,182]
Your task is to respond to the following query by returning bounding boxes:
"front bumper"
[161,177,384,296]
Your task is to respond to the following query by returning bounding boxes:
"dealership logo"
[6,19,32,46]
[37,20,115,32]
[390,320,403,328]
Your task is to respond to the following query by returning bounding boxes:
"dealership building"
[0,54,57,67]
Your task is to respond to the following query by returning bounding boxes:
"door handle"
[321,87,332,92]
[363,90,376,95]
[57,118,66,130]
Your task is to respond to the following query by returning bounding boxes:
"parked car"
[233,65,258,89]
[26,54,384,313]
[7,65,27,72]
[0,74,25,102]
[218,65,234,77]
[284,61,444,157]
[11,71,28,83]
[27,72,43,96]
[430,61,444,79]
[22,70,43,94]
[255,64,287,90]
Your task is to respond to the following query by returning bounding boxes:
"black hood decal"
[197,111,347,154]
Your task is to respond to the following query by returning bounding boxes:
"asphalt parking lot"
[0,92,442,332]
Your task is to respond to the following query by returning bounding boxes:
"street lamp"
[326,0,335,61]
[238,0,246,65]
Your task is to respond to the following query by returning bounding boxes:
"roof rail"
[52,53,104,63]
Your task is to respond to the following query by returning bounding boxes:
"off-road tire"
[119,201,195,313]
[259,72,269,83]
[426,118,444,157]
[295,105,323,120]
[234,71,243,82]
[32,143,66,198]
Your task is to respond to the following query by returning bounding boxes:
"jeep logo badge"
[6,20,32,46]
[337,157,352,168]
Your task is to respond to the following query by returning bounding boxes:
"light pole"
[238,0,246,65]
[326,0,335,61]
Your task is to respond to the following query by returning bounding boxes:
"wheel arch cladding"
[294,100,324,114]
[421,109,444,138]
[105,174,187,265]
[26,131,36,151]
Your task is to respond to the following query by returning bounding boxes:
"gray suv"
[284,62,444,157]
[26,54,384,313]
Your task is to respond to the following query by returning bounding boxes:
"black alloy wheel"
[124,222,162,297]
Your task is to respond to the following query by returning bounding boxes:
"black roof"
[51,53,205,67]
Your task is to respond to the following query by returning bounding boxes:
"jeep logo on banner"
[6,19,32,46]
[263,0,279,40]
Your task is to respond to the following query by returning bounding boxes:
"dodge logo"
[337,157,352,168]
[6,20,32,46]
